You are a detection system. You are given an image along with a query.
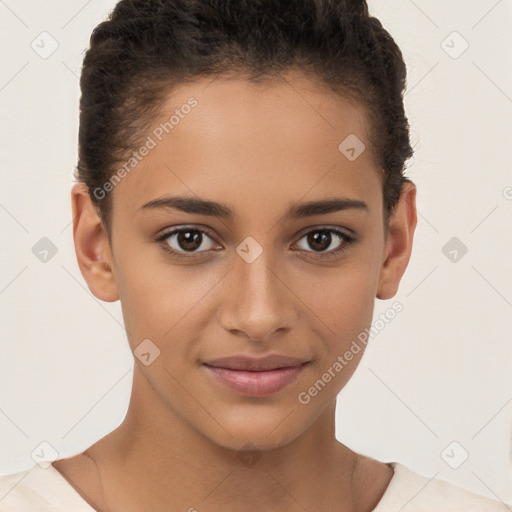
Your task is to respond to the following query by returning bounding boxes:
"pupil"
[308,230,331,251]
[178,230,202,251]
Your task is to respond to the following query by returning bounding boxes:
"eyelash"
[155,225,357,261]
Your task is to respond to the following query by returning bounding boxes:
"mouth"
[202,354,311,397]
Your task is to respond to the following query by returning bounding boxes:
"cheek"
[298,260,377,328]
[295,269,376,394]
[114,251,221,345]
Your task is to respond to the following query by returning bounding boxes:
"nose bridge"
[220,240,295,340]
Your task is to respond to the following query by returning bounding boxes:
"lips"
[202,354,310,396]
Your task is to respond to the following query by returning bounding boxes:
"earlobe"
[376,181,417,300]
[71,182,119,302]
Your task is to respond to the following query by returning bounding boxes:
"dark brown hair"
[75,0,414,236]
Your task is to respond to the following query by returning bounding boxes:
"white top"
[0,460,508,511]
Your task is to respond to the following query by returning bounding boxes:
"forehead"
[111,71,382,219]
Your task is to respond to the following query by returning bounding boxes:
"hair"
[75,0,414,238]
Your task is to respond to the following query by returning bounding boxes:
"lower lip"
[203,363,308,397]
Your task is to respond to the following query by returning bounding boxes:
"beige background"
[0,0,511,503]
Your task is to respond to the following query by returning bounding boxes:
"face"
[73,71,416,451]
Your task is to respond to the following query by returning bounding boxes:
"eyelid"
[294,224,356,239]
[156,224,218,239]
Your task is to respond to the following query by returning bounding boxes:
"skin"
[54,71,417,512]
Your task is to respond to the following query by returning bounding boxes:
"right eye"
[155,226,221,260]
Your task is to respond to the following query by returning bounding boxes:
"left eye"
[294,228,354,254]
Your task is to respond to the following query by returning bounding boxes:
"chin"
[200,412,307,454]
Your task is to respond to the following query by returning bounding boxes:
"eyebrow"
[139,195,368,219]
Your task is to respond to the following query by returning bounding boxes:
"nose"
[217,247,299,342]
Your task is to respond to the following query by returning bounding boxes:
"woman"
[0,0,508,510]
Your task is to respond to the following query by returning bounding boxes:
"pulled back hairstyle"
[75,0,414,236]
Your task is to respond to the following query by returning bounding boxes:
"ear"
[71,182,119,302]
[376,180,417,300]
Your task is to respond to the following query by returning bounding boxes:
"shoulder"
[0,462,95,511]
[372,462,510,512]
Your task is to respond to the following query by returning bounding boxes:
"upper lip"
[203,354,310,371]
